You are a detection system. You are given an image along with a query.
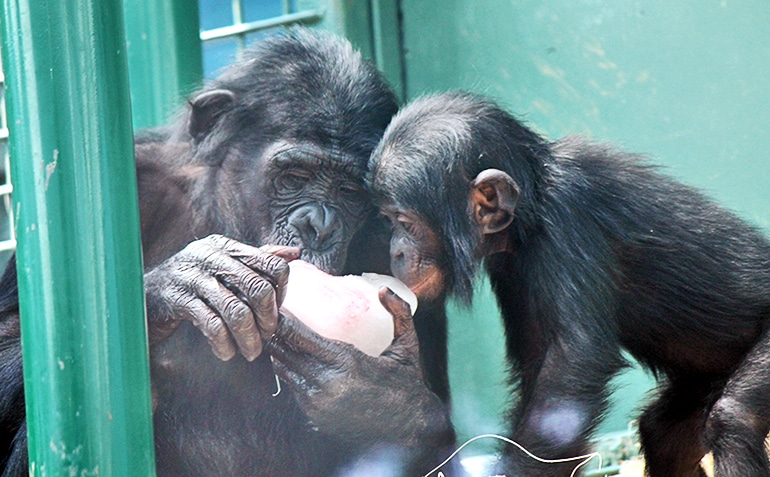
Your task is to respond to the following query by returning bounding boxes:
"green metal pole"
[123,0,203,130]
[0,0,156,475]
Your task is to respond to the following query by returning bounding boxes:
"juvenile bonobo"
[0,30,455,477]
[369,91,770,477]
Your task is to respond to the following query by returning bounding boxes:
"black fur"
[0,256,23,476]
[370,91,770,477]
[0,30,454,477]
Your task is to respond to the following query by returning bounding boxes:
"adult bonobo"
[0,30,455,477]
[369,91,770,477]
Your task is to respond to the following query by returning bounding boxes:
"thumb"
[379,287,420,363]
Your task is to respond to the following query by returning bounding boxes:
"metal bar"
[123,0,203,130]
[232,0,243,24]
[0,0,156,475]
[231,0,246,54]
[200,8,326,41]
[370,0,405,100]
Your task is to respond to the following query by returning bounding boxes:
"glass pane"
[202,37,239,79]
[293,0,319,12]
[0,195,10,241]
[244,28,283,48]
[0,87,5,131]
[0,250,12,271]
[199,0,234,31]
[242,0,283,22]
[0,141,7,180]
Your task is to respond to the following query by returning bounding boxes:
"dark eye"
[392,214,421,236]
[278,170,311,190]
[339,182,364,199]
[381,209,421,236]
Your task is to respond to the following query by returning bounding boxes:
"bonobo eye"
[277,169,311,191]
[383,211,421,237]
[338,182,364,201]
[396,214,418,235]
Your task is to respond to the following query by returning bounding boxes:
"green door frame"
[0,0,156,474]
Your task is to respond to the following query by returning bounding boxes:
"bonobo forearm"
[267,290,461,476]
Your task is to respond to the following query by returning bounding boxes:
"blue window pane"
[0,142,6,178]
[0,251,11,270]
[0,203,10,241]
[0,89,5,130]
[293,0,318,12]
[202,37,239,79]
[244,28,284,48]
[242,0,283,22]
[199,0,234,31]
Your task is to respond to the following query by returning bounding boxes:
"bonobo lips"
[300,247,346,276]
[399,267,443,302]
[405,275,433,297]
[263,227,346,275]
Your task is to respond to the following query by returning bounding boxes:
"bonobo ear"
[469,168,520,235]
[188,89,236,143]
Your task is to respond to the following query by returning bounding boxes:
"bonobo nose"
[390,258,408,283]
[289,203,342,252]
[389,238,408,280]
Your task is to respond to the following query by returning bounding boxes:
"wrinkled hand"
[144,234,299,361]
[267,288,454,451]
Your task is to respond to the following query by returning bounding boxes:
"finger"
[379,287,420,362]
[205,234,292,282]
[379,287,414,338]
[203,234,261,256]
[199,252,281,340]
[226,246,292,306]
[255,245,300,306]
[269,354,315,395]
[246,279,280,339]
[267,312,356,367]
[181,297,237,361]
[179,238,283,350]
[193,236,292,308]
[191,274,263,361]
[259,244,301,262]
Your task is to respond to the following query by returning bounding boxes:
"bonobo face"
[369,93,521,303]
[380,205,447,302]
[237,140,371,275]
[184,29,398,275]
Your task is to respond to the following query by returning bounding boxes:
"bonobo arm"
[144,235,299,361]
[137,142,297,362]
[137,142,295,363]
[267,289,459,476]
[134,138,196,269]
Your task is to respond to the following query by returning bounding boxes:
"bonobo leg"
[705,328,770,477]
[638,379,711,477]
[493,334,625,477]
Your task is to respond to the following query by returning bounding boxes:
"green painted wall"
[399,0,770,444]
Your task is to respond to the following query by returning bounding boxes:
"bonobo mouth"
[399,268,444,302]
[264,226,348,275]
[299,247,346,276]
[405,276,434,298]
